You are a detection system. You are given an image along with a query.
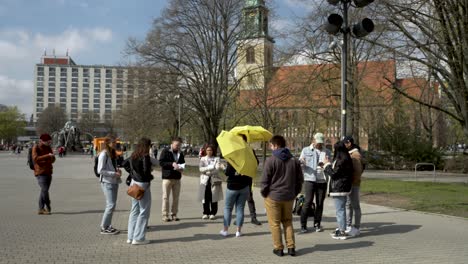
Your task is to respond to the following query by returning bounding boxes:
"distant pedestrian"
[343,136,364,237]
[98,134,122,235]
[123,137,154,245]
[261,135,303,257]
[32,134,56,215]
[159,137,185,222]
[323,141,353,240]
[198,145,224,220]
[298,132,331,233]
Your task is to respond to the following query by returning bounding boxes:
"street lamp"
[324,0,374,139]
[174,94,181,137]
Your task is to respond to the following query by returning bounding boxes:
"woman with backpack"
[323,141,353,240]
[123,138,154,245]
[98,134,122,235]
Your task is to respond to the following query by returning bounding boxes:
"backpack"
[293,194,315,217]
[93,156,100,177]
[27,146,35,170]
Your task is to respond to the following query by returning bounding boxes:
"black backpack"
[27,146,35,170]
[93,156,100,177]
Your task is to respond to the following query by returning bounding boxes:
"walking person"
[298,132,331,233]
[198,145,224,220]
[159,137,185,222]
[32,133,56,215]
[261,135,304,257]
[343,136,364,237]
[323,141,353,240]
[123,138,154,245]
[98,134,122,235]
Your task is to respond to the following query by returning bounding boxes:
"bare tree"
[36,106,67,135]
[126,0,246,145]
[372,0,468,138]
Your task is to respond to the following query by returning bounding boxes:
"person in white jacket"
[97,134,122,235]
[198,145,224,220]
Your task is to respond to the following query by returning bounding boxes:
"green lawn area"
[361,178,468,218]
[184,166,468,218]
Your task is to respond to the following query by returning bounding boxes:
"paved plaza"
[0,152,467,264]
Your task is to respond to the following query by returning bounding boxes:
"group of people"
[30,131,364,256]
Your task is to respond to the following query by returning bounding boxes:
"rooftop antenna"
[66,48,69,56]
[43,48,47,56]
[53,48,56,57]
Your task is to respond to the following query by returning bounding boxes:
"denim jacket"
[98,150,122,185]
[299,146,331,182]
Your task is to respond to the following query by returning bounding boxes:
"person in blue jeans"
[323,141,353,240]
[220,162,251,238]
[98,134,122,235]
[123,137,154,245]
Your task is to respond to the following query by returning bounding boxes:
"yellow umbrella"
[216,130,257,177]
[230,125,273,143]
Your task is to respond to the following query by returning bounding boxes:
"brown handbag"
[127,184,145,200]
[126,159,145,200]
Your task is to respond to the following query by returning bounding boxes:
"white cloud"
[0,75,34,117]
[0,27,113,116]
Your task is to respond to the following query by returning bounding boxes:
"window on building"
[246,47,255,64]
[60,93,66,97]
[72,78,78,83]
[71,98,78,103]
[105,99,112,104]
[82,99,89,103]
[94,89,100,94]
[37,76,44,81]
[93,104,100,109]
[105,94,112,99]
[94,99,100,103]
[60,83,67,88]
[37,93,44,97]
[48,82,55,87]
[72,83,78,88]
[60,98,66,103]
[48,97,55,103]
[37,87,44,92]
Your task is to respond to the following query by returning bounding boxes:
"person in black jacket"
[159,137,185,222]
[123,137,154,245]
[323,141,353,240]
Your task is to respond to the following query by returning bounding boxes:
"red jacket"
[32,143,56,176]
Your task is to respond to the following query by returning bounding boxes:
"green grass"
[361,178,468,218]
[184,166,468,218]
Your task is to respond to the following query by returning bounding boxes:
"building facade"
[33,54,147,124]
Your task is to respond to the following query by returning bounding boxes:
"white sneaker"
[347,227,360,237]
[219,230,228,237]
[236,231,242,237]
[132,240,150,245]
[209,215,216,220]
[345,226,352,233]
[126,239,132,244]
[202,214,209,220]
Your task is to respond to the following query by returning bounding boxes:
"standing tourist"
[261,135,303,257]
[32,133,56,215]
[343,136,364,237]
[298,132,331,233]
[198,145,224,220]
[124,138,154,245]
[159,137,185,222]
[98,134,122,235]
[323,141,353,240]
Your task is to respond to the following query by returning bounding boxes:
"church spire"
[241,0,273,42]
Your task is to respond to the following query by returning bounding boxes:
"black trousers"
[37,175,52,210]
[203,179,218,215]
[300,181,327,227]
[247,181,256,218]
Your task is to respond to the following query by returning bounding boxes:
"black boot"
[287,248,296,256]
[273,249,284,257]
[251,217,261,225]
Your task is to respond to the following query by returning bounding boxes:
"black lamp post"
[324,0,374,139]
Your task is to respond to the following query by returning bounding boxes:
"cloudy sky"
[0,0,314,117]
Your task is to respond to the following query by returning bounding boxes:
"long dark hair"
[131,137,151,160]
[104,134,117,159]
[333,141,352,167]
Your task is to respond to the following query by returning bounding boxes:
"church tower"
[237,0,274,90]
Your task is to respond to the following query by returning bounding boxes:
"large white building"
[33,54,146,123]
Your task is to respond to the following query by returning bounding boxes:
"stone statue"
[52,121,82,151]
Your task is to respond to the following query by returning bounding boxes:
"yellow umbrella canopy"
[216,130,257,177]
[229,125,273,143]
